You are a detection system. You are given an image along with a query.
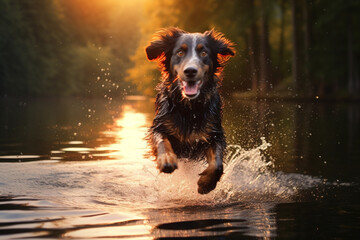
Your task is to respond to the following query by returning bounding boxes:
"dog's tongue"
[183,82,198,95]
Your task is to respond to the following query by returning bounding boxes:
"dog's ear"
[146,41,164,61]
[205,29,235,64]
[146,28,186,61]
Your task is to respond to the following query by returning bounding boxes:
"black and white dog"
[146,28,235,194]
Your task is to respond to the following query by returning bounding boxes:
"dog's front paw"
[157,152,178,174]
[197,166,223,194]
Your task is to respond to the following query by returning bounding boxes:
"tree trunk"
[248,0,258,93]
[354,55,360,93]
[259,0,271,95]
[291,0,300,94]
[302,0,311,96]
[347,16,355,95]
[248,28,258,93]
[277,0,285,86]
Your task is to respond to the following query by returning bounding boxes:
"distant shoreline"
[231,91,360,103]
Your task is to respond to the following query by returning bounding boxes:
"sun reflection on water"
[97,104,149,162]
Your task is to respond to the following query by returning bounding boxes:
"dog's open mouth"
[181,80,202,99]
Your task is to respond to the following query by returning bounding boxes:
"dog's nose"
[184,67,198,78]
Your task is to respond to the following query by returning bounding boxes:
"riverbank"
[231,90,360,103]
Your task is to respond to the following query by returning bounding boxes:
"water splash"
[217,139,322,203]
[146,137,322,207]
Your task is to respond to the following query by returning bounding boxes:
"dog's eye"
[200,51,208,57]
[177,50,185,57]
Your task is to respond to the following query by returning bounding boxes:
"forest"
[0,0,359,99]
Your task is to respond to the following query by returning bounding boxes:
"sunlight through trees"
[0,0,359,98]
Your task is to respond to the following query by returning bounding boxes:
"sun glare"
[98,104,148,162]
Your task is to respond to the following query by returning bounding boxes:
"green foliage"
[127,0,360,98]
[310,0,360,95]
[0,0,359,98]
[0,0,140,97]
[0,0,68,96]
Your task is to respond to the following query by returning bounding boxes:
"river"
[0,96,359,239]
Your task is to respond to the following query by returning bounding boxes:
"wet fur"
[146,27,235,194]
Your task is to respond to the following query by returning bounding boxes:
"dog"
[145,27,235,194]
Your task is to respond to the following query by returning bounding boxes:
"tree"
[258,0,272,95]
[246,0,259,93]
[291,0,300,95]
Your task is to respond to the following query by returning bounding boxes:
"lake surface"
[0,96,359,239]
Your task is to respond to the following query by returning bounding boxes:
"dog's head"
[146,28,235,99]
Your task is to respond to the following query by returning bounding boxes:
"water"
[0,97,359,239]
